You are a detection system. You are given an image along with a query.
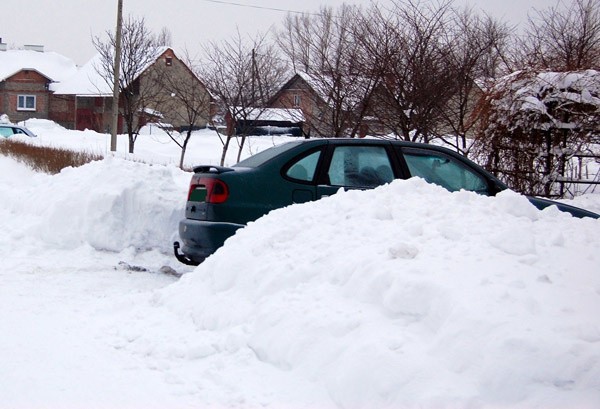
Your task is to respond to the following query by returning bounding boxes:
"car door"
[282,148,322,204]
[398,146,500,195]
[315,144,397,199]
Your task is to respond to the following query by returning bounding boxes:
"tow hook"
[173,241,202,266]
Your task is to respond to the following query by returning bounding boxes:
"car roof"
[0,124,36,136]
[289,137,467,154]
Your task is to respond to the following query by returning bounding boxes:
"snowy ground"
[1,120,599,408]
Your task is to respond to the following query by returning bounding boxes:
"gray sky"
[2,0,555,65]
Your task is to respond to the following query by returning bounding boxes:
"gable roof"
[295,71,331,103]
[51,53,113,96]
[273,71,374,111]
[0,49,78,83]
[52,46,172,97]
[272,72,329,105]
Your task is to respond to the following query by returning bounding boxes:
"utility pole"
[110,0,123,152]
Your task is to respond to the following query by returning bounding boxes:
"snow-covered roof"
[51,53,112,96]
[295,71,373,109]
[0,49,78,82]
[296,71,331,103]
[232,107,305,123]
[52,46,171,97]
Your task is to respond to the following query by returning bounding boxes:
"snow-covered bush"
[473,69,600,197]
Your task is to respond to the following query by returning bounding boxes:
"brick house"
[0,44,78,125]
[268,72,327,137]
[268,72,386,138]
[1,42,212,133]
[52,47,213,133]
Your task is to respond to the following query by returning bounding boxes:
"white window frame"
[17,95,36,111]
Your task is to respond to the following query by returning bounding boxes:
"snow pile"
[109,178,599,408]
[0,155,188,254]
[19,117,68,132]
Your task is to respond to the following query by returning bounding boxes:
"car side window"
[285,150,321,182]
[328,146,394,187]
[402,149,489,194]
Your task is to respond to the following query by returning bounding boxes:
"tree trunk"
[220,134,233,166]
[128,133,135,154]
[179,130,192,169]
[236,135,247,164]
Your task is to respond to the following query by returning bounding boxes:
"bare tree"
[364,0,458,142]
[439,8,512,154]
[474,0,600,197]
[518,0,600,70]
[93,15,163,153]
[157,27,173,47]
[277,5,380,137]
[199,30,289,165]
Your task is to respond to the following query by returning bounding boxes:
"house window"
[17,95,36,111]
[293,94,301,107]
[165,56,173,66]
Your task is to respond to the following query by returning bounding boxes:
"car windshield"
[234,141,304,168]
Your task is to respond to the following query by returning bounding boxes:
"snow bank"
[111,178,600,408]
[18,118,300,168]
[0,155,188,254]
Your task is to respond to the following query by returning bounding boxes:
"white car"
[0,124,36,137]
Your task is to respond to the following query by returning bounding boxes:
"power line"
[198,0,322,16]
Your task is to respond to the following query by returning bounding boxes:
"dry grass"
[0,139,103,174]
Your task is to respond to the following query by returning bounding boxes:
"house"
[268,72,328,137]
[0,40,212,133]
[52,47,213,133]
[268,72,386,138]
[0,43,78,125]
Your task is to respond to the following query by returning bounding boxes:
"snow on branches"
[474,69,600,197]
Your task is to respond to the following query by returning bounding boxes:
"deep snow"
[1,120,599,408]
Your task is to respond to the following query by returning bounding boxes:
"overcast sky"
[2,0,555,66]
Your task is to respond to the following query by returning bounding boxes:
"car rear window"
[234,141,304,168]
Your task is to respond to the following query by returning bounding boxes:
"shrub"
[0,139,103,174]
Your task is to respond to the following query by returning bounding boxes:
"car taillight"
[187,177,229,204]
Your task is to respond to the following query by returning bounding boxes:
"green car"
[174,138,599,265]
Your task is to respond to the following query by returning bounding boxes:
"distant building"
[0,43,78,125]
[269,72,387,138]
[0,41,212,133]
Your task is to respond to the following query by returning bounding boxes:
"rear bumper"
[176,219,244,264]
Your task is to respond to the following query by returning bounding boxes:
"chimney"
[24,44,44,52]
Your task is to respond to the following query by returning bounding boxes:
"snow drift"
[119,177,600,408]
[0,156,188,254]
